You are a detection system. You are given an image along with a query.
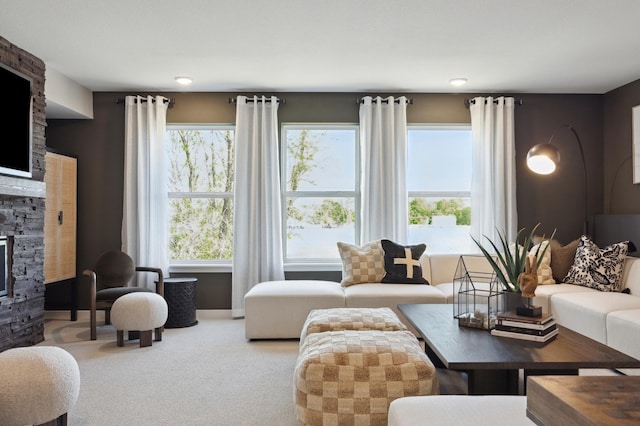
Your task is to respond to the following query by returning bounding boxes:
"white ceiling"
[2,0,640,97]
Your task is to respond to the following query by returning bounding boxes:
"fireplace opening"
[0,236,10,297]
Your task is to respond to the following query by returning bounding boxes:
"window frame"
[166,123,235,272]
[281,123,361,266]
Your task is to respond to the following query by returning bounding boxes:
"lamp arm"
[548,125,588,234]
[608,156,632,213]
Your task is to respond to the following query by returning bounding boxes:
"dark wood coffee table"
[398,304,640,395]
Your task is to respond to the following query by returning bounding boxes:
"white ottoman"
[388,395,534,426]
[111,292,168,347]
[0,346,81,426]
[244,280,346,339]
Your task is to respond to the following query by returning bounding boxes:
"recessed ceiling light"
[449,78,468,87]
[175,76,193,85]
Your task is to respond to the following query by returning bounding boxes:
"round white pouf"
[0,346,81,426]
[111,292,168,347]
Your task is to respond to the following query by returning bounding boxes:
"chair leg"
[105,309,111,325]
[90,308,97,340]
[154,326,162,342]
[140,330,152,347]
[37,411,68,425]
[117,330,124,347]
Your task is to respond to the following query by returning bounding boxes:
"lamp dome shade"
[527,143,560,175]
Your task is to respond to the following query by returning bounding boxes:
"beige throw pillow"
[549,238,580,282]
[337,240,386,287]
[528,240,555,285]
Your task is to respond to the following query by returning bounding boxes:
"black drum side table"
[163,277,198,328]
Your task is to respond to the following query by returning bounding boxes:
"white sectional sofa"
[245,253,640,361]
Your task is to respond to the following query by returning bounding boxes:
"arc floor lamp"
[526,124,588,235]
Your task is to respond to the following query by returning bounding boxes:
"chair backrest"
[94,250,135,288]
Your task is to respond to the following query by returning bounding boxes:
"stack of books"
[490,310,558,342]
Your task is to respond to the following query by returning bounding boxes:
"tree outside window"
[166,126,234,261]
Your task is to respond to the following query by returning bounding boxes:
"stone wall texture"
[0,36,47,351]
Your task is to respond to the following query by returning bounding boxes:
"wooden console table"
[527,375,640,425]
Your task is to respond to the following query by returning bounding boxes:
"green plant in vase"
[471,223,554,293]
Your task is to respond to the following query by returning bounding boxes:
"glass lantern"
[453,255,503,330]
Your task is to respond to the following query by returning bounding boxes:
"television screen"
[0,63,33,178]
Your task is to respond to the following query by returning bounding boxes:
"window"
[407,125,473,253]
[166,125,234,262]
[282,125,359,262]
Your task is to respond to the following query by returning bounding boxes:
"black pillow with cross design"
[380,239,429,284]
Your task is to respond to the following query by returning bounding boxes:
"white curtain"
[122,95,169,289]
[470,96,517,245]
[359,96,409,243]
[232,95,285,318]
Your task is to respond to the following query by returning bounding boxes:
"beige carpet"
[41,310,300,426]
[40,310,627,425]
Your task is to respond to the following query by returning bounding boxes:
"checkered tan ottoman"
[294,329,438,426]
[299,307,408,342]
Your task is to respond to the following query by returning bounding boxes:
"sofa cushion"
[529,283,598,314]
[344,283,447,334]
[550,291,640,343]
[337,240,386,287]
[606,309,640,360]
[381,239,428,284]
[621,256,640,295]
[549,238,579,282]
[564,235,629,292]
[244,280,346,339]
[424,254,465,286]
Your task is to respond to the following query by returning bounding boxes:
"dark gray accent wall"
[46,91,606,310]
[604,79,640,214]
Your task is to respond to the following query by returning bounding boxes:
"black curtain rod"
[464,98,523,108]
[115,97,175,108]
[228,97,285,104]
[357,98,414,105]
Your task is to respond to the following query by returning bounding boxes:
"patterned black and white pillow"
[380,239,429,284]
[564,235,629,292]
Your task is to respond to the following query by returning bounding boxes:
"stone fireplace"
[0,37,47,351]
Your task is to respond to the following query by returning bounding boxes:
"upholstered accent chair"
[83,250,164,340]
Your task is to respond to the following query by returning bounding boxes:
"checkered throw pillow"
[337,240,386,287]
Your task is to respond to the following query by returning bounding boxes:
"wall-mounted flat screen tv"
[0,63,33,178]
